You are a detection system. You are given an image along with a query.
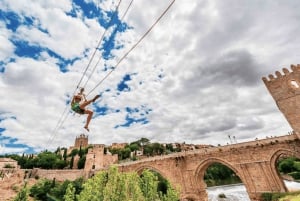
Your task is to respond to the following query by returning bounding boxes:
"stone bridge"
[120,65,300,201]
[119,132,300,201]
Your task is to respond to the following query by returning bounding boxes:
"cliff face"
[0,169,24,200]
[0,169,37,201]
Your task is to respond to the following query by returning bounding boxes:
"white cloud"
[0,22,15,62]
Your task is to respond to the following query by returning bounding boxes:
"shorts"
[71,103,85,114]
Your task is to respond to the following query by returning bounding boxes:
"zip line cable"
[46,1,122,147]
[86,0,176,96]
[47,109,70,146]
[76,0,122,90]
[82,0,134,89]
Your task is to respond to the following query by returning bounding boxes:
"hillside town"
[1,134,213,173]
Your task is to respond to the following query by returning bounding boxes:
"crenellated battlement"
[262,64,300,83]
[74,134,88,148]
[262,64,300,132]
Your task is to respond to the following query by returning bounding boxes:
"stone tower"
[84,144,118,171]
[262,64,300,132]
[74,134,88,148]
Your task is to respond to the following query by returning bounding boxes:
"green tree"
[103,166,127,200]
[140,169,159,201]
[69,149,79,157]
[120,147,131,160]
[77,166,179,201]
[30,179,53,200]
[143,145,154,156]
[293,161,300,171]
[160,182,180,201]
[77,171,108,201]
[14,185,29,201]
[70,156,74,169]
[129,143,140,152]
[204,163,241,186]
[278,158,296,174]
[78,146,84,158]
[152,143,165,155]
[64,183,75,201]
[63,149,67,161]
[77,156,86,169]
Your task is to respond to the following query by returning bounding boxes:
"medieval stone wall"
[84,144,118,171]
[262,64,300,132]
[33,169,86,181]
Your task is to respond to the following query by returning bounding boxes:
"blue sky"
[1,0,300,154]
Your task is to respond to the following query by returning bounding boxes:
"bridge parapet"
[118,133,298,167]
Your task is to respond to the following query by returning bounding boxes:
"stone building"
[110,143,128,149]
[84,144,118,171]
[67,134,118,171]
[67,134,89,155]
[75,134,88,148]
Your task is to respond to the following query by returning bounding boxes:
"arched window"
[289,79,300,89]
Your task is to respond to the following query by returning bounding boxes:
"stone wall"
[0,158,19,169]
[262,64,300,132]
[33,169,86,181]
[84,144,118,171]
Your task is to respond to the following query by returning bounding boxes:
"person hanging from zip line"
[71,87,100,132]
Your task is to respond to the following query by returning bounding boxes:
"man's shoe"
[92,95,100,102]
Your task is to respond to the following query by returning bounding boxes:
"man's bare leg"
[84,110,93,131]
[79,95,100,131]
[80,95,100,109]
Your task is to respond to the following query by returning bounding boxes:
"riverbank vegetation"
[260,157,300,201]
[277,157,300,181]
[204,163,241,187]
[14,166,179,201]
[261,191,300,201]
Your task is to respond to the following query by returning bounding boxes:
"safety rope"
[77,0,122,90]
[82,0,134,89]
[86,0,176,96]
[47,1,122,147]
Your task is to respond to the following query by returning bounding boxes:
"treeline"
[277,157,300,180]
[109,138,181,161]
[4,146,90,170]
[204,163,241,187]
[14,166,179,201]
[2,138,183,169]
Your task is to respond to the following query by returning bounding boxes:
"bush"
[4,164,15,168]
[293,161,300,171]
[261,193,272,201]
[260,192,300,201]
[288,172,300,180]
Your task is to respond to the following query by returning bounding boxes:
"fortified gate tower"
[262,64,300,133]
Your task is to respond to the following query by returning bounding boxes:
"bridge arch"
[190,157,247,201]
[270,148,300,167]
[269,148,300,192]
[135,165,168,179]
[134,165,179,189]
[194,157,245,187]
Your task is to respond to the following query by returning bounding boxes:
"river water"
[207,180,300,201]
